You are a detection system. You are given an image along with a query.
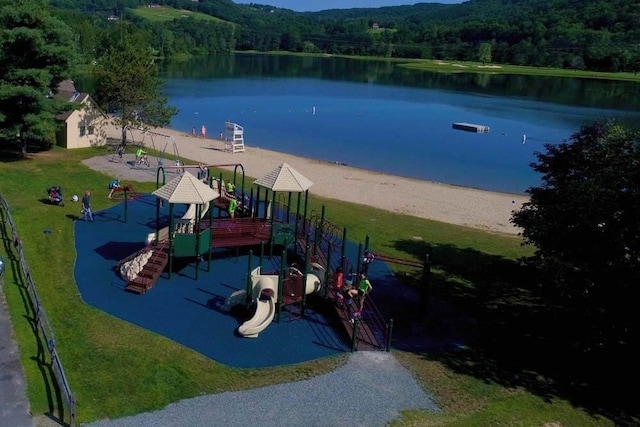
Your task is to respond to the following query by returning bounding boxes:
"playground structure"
[237,263,325,338]
[114,162,430,351]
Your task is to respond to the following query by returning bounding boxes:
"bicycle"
[136,152,150,167]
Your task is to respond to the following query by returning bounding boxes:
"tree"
[94,26,176,145]
[511,120,640,354]
[0,0,77,156]
[478,42,492,64]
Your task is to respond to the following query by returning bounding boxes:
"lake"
[161,54,640,194]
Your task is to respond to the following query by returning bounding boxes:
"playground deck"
[206,217,271,248]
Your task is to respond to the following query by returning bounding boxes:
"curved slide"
[237,265,324,338]
[237,276,277,338]
[181,201,210,221]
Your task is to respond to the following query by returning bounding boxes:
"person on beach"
[192,126,196,136]
[201,125,207,138]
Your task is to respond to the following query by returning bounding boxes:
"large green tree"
[512,120,640,355]
[93,25,176,144]
[0,0,76,155]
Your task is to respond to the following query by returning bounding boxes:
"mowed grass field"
[129,5,228,24]
[0,146,614,425]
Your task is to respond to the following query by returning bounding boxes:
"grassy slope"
[128,6,227,24]
[399,59,640,82]
[0,146,615,425]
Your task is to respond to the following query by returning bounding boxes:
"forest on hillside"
[49,0,640,72]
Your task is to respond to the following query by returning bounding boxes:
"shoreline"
[90,125,528,235]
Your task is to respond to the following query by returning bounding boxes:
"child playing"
[108,179,121,199]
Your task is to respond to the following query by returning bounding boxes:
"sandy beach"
[84,125,528,235]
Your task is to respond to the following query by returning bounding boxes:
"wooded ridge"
[49,0,640,73]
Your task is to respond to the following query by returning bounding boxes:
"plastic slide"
[181,201,210,221]
[237,274,278,338]
[237,265,325,338]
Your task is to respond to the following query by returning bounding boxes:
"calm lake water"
[161,54,640,194]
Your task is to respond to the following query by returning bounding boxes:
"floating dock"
[452,122,490,133]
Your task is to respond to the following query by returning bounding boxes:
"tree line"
[49,0,640,73]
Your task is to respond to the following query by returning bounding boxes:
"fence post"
[421,247,433,315]
[351,317,360,352]
[386,318,394,352]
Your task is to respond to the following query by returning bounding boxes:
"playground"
[73,159,407,368]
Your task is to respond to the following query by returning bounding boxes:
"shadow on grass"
[380,237,638,425]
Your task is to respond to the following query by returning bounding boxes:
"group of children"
[331,250,375,319]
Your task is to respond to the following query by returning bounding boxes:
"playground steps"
[331,292,383,351]
[125,246,169,295]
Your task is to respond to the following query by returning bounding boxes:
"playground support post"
[356,243,363,276]
[168,203,175,279]
[301,256,309,318]
[123,186,128,223]
[341,227,347,270]
[246,250,253,305]
[277,249,286,323]
[264,189,270,219]
[303,190,309,235]
[325,243,333,299]
[259,242,264,269]
[295,192,301,238]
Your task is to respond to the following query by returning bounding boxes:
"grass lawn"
[397,59,640,82]
[0,147,618,425]
[129,5,228,24]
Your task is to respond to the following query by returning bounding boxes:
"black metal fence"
[0,195,76,426]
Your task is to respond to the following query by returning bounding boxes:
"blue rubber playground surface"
[74,195,360,368]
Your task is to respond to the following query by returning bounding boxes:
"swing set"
[111,126,182,171]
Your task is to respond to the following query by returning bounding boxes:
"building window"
[88,125,94,135]
[79,125,86,137]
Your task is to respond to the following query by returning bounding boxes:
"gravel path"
[85,352,439,427]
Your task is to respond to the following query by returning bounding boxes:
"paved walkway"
[0,277,33,427]
[87,352,439,427]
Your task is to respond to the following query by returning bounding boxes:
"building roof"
[54,79,94,121]
[253,162,313,192]
[152,171,220,203]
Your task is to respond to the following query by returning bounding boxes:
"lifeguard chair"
[224,121,245,153]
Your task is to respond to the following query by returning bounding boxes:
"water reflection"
[161,54,640,111]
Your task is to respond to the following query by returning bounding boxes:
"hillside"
[51,0,640,72]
